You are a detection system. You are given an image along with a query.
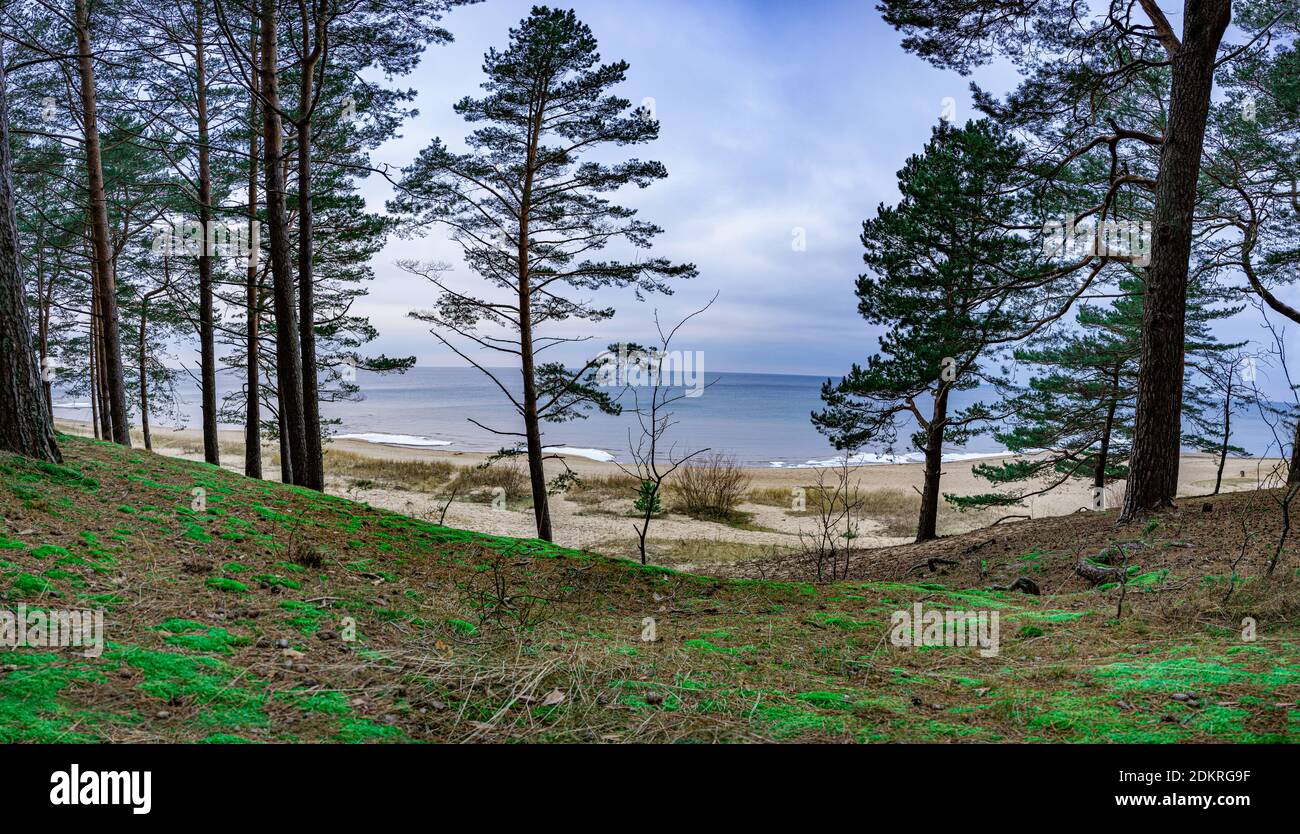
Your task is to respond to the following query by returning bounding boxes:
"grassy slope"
[1,435,1298,743]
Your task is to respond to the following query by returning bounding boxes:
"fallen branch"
[907,557,958,575]
[991,576,1041,595]
[1073,558,1126,586]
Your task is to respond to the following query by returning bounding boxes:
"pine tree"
[960,275,1245,509]
[814,119,1050,542]
[390,7,696,542]
[877,0,1244,519]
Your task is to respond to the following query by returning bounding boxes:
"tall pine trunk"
[245,19,263,479]
[519,292,552,542]
[138,296,151,451]
[915,385,949,542]
[34,235,53,415]
[195,2,219,466]
[296,16,324,491]
[519,111,552,542]
[0,40,61,462]
[75,0,130,447]
[260,0,308,486]
[93,293,111,439]
[1121,0,1231,521]
[88,314,99,439]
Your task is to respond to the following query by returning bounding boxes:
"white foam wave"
[335,432,452,448]
[770,450,1010,468]
[542,446,615,462]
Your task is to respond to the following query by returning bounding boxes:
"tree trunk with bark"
[245,19,263,479]
[1121,0,1231,521]
[75,0,130,447]
[260,0,308,486]
[295,11,325,491]
[93,292,111,439]
[519,292,552,542]
[915,385,950,542]
[1289,423,1300,487]
[0,41,61,462]
[138,295,151,451]
[195,2,219,466]
[518,108,552,542]
[88,312,99,440]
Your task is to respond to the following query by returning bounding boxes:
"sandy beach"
[60,419,1278,570]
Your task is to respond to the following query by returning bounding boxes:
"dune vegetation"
[2,435,1297,743]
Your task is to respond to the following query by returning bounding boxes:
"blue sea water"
[52,365,1291,466]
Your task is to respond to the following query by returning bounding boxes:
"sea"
[51,366,1291,467]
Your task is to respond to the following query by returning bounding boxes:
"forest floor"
[2,434,1298,743]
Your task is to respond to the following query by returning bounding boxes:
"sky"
[349,0,1299,392]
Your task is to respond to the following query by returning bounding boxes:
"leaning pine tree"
[390,7,696,542]
[814,119,1050,543]
[0,40,60,462]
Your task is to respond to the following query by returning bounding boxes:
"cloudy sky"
[351,0,1296,390]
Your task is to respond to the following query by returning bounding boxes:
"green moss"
[33,460,99,490]
[336,716,404,743]
[250,574,302,590]
[205,577,250,594]
[0,652,105,743]
[278,689,350,715]
[10,572,58,598]
[447,618,478,636]
[1095,656,1300,693]
[754,701,846,739]
[182,524,213,543]
[795,690,853,709]
[280,600,328,635]
[163,627,250,654]
[112,645,265,710]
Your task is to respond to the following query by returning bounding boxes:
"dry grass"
[145,432,247,462]
[848,489,922,537]
[746,485,801,507]
[654,538,789,567]
[451,460,530,505]
[671,454,751,522]
[326,449,457,492]
[565,472,642,507]
[749,483,998,539]
[790,487,999,539]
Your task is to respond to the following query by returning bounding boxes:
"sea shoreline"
[57,418,1279,569]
